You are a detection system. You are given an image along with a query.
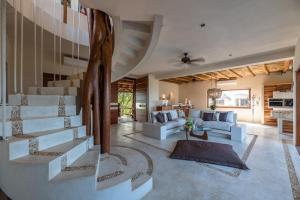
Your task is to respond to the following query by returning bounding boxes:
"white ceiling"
[83,0,300,78]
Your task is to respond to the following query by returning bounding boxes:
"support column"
[83,9,113,154]
[1,0,7,139]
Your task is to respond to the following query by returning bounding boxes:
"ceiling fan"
[170,53,205,67]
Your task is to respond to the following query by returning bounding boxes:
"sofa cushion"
[169,110,179,120]
[202,121,234,132]
[219,112,228,122]
[190,109,201,118]
[213,112,220,121]
[151,111,159,123]
[203,112,214,121]
[178,110,186,118]
[226,111,234,123]
[156,112,165,123]
[194,118,203,127]
[166,112,173,121]
[165,118,186,130]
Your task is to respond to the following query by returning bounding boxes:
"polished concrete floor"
[111,122,300,200]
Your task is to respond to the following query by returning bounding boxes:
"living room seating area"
[143,109,246,142]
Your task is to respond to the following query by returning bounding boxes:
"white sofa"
[143,110,186,140]
[190,109,246,141]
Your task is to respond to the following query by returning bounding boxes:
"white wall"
[179,72,293,123]
[158,81,179,104]
[148,74,159,118]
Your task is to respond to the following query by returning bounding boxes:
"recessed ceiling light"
[200,23,206,28]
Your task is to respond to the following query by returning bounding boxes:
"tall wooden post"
[83,9,113,154]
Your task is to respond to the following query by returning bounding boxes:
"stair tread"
[51,146,100,182]
[3,115,79,122]
[12,138,90,164]
[97,154,131,190]
[11,126,84,140]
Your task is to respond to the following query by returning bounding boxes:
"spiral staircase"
[0,0,162,199]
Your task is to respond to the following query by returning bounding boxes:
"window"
[208,89,251,109]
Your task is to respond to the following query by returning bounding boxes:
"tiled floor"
[111,122,300,200]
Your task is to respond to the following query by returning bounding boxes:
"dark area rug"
[170,140,249,170]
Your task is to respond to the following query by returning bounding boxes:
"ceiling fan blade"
[190,57,205,62]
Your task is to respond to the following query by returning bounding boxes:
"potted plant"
[210,98,217,110]
[184,118,194,140]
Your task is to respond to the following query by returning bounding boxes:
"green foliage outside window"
[118,92,133,117]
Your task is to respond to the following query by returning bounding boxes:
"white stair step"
[13,137,93,180]
[97,154,131,191]
[8,94,75,106]
[0,115,82,137]
[51,146,100,182]
[48,79,81,88]
[7,126,86,160]
[28,87,78,96]
[0,105,76,120]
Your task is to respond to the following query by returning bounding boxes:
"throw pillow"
[178,110,186,118]
[213,112,220,121]
[166,112,173,121]
[226,111,234,123]
[219,112,228,122]
[203,112,214,121]
[170,110,179,120]
[156,112,165,123]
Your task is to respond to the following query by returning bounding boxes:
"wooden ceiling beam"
[247,66,256,77]
[229,69,243,78]
[282,60,292,73]
[195,74,210,80]
[201,73,218,80]
[215,71,230,79]
[264,64,270,75]
[170,77,190,83]
[193,75,207,81]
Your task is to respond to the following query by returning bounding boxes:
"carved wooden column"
[83,9,113,153]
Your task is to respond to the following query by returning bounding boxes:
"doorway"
[118,91,134,123]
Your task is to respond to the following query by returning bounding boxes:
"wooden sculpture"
[83,9,113,154]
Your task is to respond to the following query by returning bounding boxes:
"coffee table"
[190,126,211,140]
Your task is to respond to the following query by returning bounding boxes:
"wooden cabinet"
[156,106,172,111]
[263,84,293,133]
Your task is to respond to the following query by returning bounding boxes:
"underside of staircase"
[0,77,153,200]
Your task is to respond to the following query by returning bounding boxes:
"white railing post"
[53,0,56,81]
[59,2,62,80]
[72,8,75,74]
[1,0,7,139]
[77,3,81,74]
[13,0,18,93]
[20,0,24,94]
[33,0,37,86]
[40,0,44,86]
